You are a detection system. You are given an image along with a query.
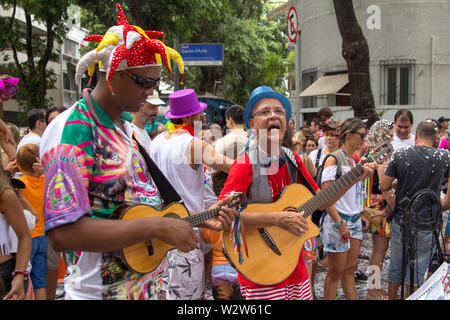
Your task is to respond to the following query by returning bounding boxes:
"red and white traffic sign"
[287,6,299,43]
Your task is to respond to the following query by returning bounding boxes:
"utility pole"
[173,36,180,91]
[295,30,302,129]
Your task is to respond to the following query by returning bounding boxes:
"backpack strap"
[315,153,342,188]
[315,148,322,169]
[282,147,317,196]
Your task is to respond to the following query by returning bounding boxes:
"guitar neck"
[183,208,221,227]
[299,164,365,217]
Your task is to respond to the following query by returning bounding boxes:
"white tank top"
[150,132,204,212]
[0,187,12,256]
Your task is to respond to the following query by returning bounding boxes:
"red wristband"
[11,270,29,280]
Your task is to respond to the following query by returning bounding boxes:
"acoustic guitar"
[110,192,247,274]
[222,142,393,285]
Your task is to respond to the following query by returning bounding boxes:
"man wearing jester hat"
[39,3,237,300]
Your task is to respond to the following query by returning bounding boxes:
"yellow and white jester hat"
[75,3,184,89]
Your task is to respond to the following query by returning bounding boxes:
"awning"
[300,73,349,97]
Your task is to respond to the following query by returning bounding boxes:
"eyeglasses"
[353,131,367,140]
[123,70,160,90]
[251,107,286,118]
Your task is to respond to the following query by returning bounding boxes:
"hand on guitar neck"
[196,195,242,232]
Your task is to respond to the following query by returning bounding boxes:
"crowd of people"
[0,4,449,301]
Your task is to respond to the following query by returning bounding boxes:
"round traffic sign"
[287,6,299,43]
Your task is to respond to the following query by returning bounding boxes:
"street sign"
[179,43,223,66]
[287,6,299,43]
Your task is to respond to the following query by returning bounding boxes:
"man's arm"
[187,138,233,173]
[48,215,199,253]
[0,118,16,160]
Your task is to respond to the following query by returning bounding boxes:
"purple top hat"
[165,89,207,119]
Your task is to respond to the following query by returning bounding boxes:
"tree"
[0,0,73,124]
[333,0,379,127]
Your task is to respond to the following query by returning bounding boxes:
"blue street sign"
[179,43,223,66]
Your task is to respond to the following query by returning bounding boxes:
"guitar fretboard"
[297,163,365,217]
[183,208,221,226]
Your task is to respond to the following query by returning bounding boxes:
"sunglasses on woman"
[123,70,160,90]
[353,131,367,140]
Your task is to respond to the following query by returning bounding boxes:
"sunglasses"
[353,131,367,140]
[123,70,160,90]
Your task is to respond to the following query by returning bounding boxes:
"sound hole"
[163,212,181,219]
[284,206,297,212]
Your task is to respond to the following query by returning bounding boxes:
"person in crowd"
[364,120,396,300]
[309,120,341,175]
[309,118,321,142]
[130,91,165,155]
[306,120,341,297]
[150,88,234,300]
[214,105,248,159]
[39,4,237,300]
[204,141,246,300]
[380,120,449,299]
[16,144,47,300]
[288,118,296,133]
[218,87,376,300]
[320,118,372,300]
[17,109,47,151]
[292,129,306,155]
[201,124,215,145]
[304,136,319,156]
[436,117,450,151]
[0,162,32,300]
[317,107,333,148]
[209,123,224,142]
[45,107,67,125]
[391,109,415,150]
[1,122,20,175]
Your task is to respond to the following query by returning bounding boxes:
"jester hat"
[75,3,184,90]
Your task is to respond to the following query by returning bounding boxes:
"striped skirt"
[240,280,313,300]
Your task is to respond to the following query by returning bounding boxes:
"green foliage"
[0,0,73,125]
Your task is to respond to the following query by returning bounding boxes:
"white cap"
[145,91,166,106]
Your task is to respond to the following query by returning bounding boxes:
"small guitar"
[222,142,393,285]
[111,192,247,274]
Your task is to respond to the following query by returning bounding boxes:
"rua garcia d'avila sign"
[179,43,223,66]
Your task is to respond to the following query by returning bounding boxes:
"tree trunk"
[333,0,379,127]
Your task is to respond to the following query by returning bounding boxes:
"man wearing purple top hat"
[150,88,234,299]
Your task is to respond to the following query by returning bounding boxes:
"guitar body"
[114,202,189,274]
[222,184,320,286]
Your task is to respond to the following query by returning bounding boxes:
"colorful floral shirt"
[40,89,165,300]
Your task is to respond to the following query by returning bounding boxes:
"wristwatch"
[334,220,344,228]
[11,270,29,280]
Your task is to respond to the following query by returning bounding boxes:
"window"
[380,59,415,105]
[64,39,78,58]
[301,68,317,108]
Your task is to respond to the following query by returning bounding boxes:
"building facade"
[290,0,450,128]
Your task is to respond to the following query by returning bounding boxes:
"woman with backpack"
[319,118,373,300]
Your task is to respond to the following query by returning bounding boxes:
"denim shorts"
[320,214,363,253]
[388,219,436,286]
[211,264,239,285]
[30,236,48,289]
[211,264,242,300]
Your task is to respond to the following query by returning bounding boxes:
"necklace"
[165,120,195,136]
